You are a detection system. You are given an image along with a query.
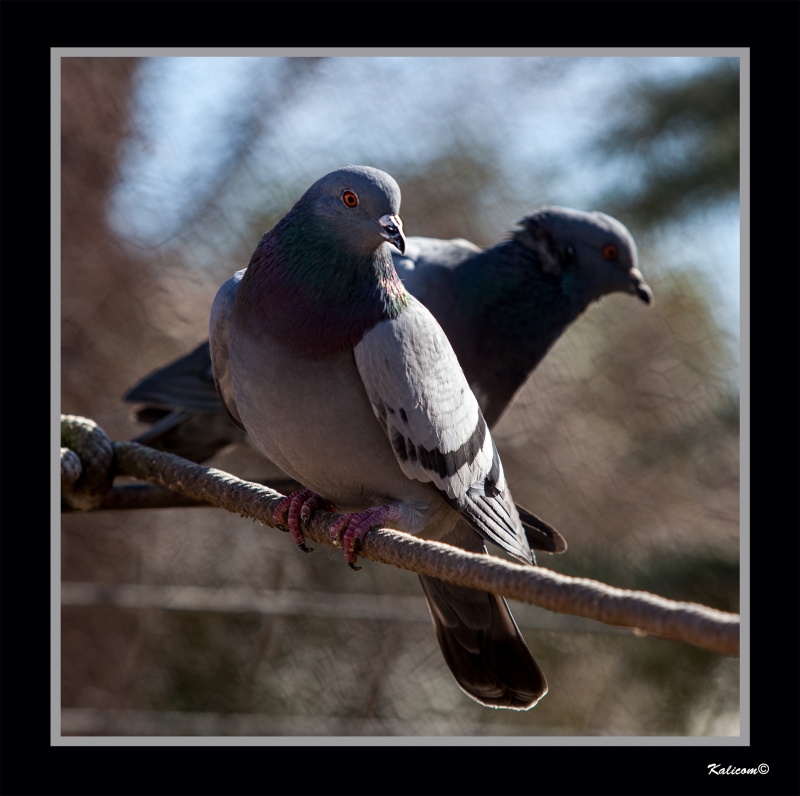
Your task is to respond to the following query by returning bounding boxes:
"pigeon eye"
[342,190,359,208]
[603,244,618,260]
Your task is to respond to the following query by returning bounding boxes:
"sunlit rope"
[60,414,739,656]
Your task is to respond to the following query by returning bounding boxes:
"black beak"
[379,214,406,255]
[629,268,654,306]
[636,282,654,305]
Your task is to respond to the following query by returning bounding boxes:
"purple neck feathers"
[235,214,409,359]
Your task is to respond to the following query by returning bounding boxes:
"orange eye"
[342,190,359,208]
[603,244,618,260]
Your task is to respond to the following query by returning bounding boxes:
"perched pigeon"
[212,165,551,709]
[126,207,652,456]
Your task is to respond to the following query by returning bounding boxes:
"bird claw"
[272,489,339,553]
[273,488,315,552]
[329,503,402,568]
[272,497,291,530]
[274,492,400,567]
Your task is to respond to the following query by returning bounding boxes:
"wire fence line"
[60,707,601,738]
[60,582,630,633]
[60,414,740,656]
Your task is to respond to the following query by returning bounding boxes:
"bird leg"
[271,488,337,553]
[328,503,403,570]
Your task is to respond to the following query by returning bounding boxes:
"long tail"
[418,573,547,710]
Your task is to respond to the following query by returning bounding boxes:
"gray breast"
[228,324,443,523]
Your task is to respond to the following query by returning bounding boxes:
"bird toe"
[273,488,322,553]
[329,503,403,569]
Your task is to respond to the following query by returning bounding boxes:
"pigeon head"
[237,166,410,358]
[301,165,406,256]
[515,207,653,307]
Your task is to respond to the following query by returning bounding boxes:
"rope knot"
[61,414,115,510]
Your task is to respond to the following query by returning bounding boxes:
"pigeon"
[212,165,551,709]
[395,208,652,426]
[126,206,652,456]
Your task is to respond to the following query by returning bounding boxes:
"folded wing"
[354,296,531,563]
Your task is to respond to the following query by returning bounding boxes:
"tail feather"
[515,503,567,554]
[418,573,547,710]
[130,409,246,463]
[124,341,222,413]
[131,409,192,445]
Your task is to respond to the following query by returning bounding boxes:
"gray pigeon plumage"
[212,165,548,709]
[126,206,651,455]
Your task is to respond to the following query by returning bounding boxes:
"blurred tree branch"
[594,59,739,228]
[177,57,326,238]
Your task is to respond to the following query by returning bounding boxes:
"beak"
[379,214,406,255]
[628,268,654,306]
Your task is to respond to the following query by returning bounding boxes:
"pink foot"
[329,503,403,570]
[272,489,337,554]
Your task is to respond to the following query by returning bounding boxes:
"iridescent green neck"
[237,202,409,358]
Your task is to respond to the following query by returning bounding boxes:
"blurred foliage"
[393,142,505,245]
[594,58,739,228]
[61,56,740,737]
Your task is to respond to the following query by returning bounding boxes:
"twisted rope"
[60,415,115,510]
[61,414,740,656]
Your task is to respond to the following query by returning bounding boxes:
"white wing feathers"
[354,297,531,562]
